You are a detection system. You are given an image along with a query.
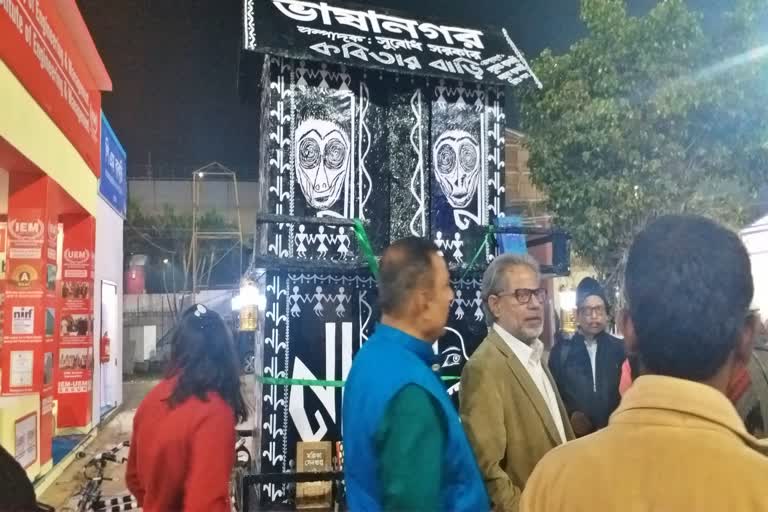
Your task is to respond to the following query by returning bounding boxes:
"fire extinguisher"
[100,332,111,363]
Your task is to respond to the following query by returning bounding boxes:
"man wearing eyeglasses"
[548,277,626,437]
[460,253,574,512]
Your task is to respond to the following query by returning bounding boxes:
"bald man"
[343,238,488,512]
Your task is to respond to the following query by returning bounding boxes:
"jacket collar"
[375,323,439,367]
[571,330,612,345]
[614,375,768,452]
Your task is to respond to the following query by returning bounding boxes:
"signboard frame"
[14,411,38,470]
[98,114,127,219]
[243,0,542,88]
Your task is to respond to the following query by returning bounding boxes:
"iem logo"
[9,219,44,241]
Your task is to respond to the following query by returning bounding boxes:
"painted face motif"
[295,119,350,210]
[433,130,481,209]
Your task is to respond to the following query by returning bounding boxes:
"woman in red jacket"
[126,304,248,512]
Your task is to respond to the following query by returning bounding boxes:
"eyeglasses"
[495,288,547,305]
[579,305,607,317]
[192,304,208,318]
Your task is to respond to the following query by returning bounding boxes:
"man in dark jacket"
[549,278,626,436]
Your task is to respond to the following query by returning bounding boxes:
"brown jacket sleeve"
[460,358,521,511]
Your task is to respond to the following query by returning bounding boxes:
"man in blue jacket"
[343,237,489,511]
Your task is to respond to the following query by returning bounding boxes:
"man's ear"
[734,313,757,367]
[619,308,637,356]
[413,287,430,315]
[487,294,500,320]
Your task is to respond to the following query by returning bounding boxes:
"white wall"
[92,197,124,422]
[742,216,768,317]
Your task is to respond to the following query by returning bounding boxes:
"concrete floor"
[40,379,157,510]
[39,375,256,510]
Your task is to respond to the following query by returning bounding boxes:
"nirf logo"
[13,307,33,320]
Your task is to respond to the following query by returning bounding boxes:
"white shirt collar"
[493,324,544,367]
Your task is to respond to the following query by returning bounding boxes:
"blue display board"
[99,114,127,218]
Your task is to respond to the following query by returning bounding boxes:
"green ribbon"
[259,375,460,387]
[353,219,379,278]
[460,225,495,280]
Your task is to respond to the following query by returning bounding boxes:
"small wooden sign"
[296,441,332,510]
[240,304,258,331]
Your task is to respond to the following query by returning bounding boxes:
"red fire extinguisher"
[100,332,111,363]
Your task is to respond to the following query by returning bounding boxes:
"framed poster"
[15,412,37,469]
[10,350,34,388]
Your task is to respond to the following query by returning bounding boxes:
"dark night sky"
[77,0,728,180]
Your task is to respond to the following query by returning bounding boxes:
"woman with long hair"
[126,304,248,512]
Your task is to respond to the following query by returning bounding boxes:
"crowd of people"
[4,214,767,512]
[344,214,768,511]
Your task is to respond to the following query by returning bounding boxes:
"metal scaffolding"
[190,162,244,298]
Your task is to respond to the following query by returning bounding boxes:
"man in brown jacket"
[460,253,574,511]
[522,215,768,511]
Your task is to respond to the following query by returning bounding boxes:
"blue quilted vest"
[343,324,489,511]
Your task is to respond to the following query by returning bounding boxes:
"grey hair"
[481,253,541,326]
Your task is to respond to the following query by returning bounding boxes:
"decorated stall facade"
[241,0,559,507]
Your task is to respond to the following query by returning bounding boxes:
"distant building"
[128,163,261,235]
[504,129,549,218]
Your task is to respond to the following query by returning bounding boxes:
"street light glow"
[560,290,577,311]
[233,281,266,311]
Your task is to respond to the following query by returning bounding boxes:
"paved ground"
[40,375,257,510]
[40,379,157,510]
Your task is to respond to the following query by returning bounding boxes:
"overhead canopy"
[242,0,541,88]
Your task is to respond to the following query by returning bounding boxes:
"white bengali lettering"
[498,65,528,82]
[481,54,505,66]
[275,0,486,49]
[403,55,422,70]
[427,44,482,60]
[331,6,380,33]
[509,72,530,85]
[298,26,366,43]
[376,36,422,52]
[377,14,420,39]
[272,0,330,23]
[419,23,455,45]
[453,58,484,80]
[449,27,485,50]
[309,41,341,57]
[341,42,370,62]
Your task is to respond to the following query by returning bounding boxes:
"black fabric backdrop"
[258,56,504,504]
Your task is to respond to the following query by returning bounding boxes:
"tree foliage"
[519,0,768,279]
[125,201,240,293]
